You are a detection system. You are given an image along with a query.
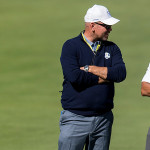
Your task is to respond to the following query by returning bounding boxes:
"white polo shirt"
[142,63,150,83]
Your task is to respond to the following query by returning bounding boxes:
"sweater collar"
[79,31,103,45]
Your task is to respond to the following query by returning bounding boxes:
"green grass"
[0,0,150,149]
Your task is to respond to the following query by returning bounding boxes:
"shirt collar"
[82,32,100,47]
[82,33,93,46]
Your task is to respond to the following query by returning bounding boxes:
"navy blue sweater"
[60,33,126,116]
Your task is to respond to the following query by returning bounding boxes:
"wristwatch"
[84,65,89,72]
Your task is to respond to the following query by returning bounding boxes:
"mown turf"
[0,0,150,149]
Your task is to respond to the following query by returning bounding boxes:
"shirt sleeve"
[142,63,150,83]
[60,40,99,87]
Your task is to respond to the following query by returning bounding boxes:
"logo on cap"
[105,52,110,59]
[107,11,111,17]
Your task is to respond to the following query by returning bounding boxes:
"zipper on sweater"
[91,43,102,65]
[91,51,97,65]
[81,32,101,65]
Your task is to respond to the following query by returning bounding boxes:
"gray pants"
[146,128,150,150]
[58,110,113,150]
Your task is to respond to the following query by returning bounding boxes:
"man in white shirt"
[141,63,150,150]
[141,63,150,96]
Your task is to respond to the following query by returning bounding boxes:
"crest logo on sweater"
[105,52,110,59]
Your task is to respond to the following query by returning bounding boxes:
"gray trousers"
[146,128,150,150]
[58,110,113,150]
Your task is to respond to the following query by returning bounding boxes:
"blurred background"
[0,0,150,149]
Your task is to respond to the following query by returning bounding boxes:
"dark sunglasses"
[95,22,111,30]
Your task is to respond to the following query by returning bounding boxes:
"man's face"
[93,22,112,41]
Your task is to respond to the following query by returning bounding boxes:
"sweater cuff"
[106,67,112,81]
[90,74,99,85]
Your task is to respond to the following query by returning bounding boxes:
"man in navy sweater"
[58,4,126,150]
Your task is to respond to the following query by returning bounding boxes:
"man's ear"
[91,22,95,32]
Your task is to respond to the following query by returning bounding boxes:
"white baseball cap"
[84,4,120,25]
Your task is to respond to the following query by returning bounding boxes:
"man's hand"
[98,77,109,84]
